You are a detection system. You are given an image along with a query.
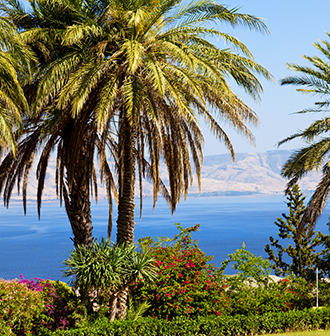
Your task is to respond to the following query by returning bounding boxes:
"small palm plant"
[63,238,157,321]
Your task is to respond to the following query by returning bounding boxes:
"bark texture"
[115,111,137,319]
[116,113,137,244]
[62,119,94,248]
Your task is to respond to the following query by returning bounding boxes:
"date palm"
[0,0,271,250]
[279,32,330,234]
[53,0,272,246]
[0,0,118,247]
[0,0,271,320]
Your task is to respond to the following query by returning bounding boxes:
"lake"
[0,195,329,282]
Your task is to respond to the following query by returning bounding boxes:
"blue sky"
[202,0,330,156]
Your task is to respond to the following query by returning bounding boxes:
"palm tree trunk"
[65,164,93,248]
[62,120,94,248]
[115,111,136,319]
[116,112,136,244]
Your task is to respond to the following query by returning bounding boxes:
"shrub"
[0,279,46,335]
[131,223,230,319]
[131,223,318,320]
[35,307,330,336]
[18,274,85,332]
[63,238,157,321]
[220,242,272,284]
[225,276,314,316]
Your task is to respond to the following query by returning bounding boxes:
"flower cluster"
[19,274,72,331]
[0,275,82,335]
[131,223,230,319]
[0,279,45,335]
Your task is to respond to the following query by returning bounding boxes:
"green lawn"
[266,330,330,336]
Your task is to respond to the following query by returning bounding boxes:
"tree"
[279,32,330,235]
[49,0,272,246]
[0,0,118,247]
[265,184,325,278]
[0,0,271,318]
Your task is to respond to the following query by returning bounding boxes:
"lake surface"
[0,195,329,282]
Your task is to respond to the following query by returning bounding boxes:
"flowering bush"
[130,223,231,319]
[0,276,84,335]
[18,275,85,332]
[0,279,45,335]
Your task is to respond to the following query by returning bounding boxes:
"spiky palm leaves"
[0,16,33,155]
[279,32,330,234]
[63,238,157,320]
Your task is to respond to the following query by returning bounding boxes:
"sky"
[201,0,330,156]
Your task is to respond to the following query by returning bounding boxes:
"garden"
[2,217,330,336]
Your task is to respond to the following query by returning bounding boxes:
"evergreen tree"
[265,184,325,278]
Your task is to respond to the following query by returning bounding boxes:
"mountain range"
[6,149,320,201]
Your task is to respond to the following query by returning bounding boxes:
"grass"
[265,330,330,336]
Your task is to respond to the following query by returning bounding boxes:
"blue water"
[0,195,329,282]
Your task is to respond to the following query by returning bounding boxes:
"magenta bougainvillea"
[130,223,231,319]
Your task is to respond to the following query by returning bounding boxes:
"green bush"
[63,238,157,320]
[130,223,317,319]
[225,276,314,316]
[36,307,330,336]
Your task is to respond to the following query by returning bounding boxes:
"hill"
[5,149,320,201]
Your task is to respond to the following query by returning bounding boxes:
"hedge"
[38,307,330,336]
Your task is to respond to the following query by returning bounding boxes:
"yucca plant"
[63,238,157,321]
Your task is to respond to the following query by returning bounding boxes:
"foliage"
[131,223,229,319]
[19,275,85,332]
[0,279,46,335]
[0,0,272,248]
[279,32,330,234]
[0,275,86,335]
[63,238,157,319]
[265,185,327,278]
[220,242,272,284]
[35,308,330,336]
[225,276,314,316]
[130,223,321,320]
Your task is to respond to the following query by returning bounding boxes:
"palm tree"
[279,32,330,234]
[52,0,272,246]
[0,0,118,247]
[0,0,272,245]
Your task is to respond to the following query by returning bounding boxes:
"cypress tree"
[265,184,326,278]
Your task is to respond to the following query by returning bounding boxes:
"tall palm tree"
[0,0,272,249]
[0,0,118,247]
[279,32,330,234]
[53,0,272,246]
